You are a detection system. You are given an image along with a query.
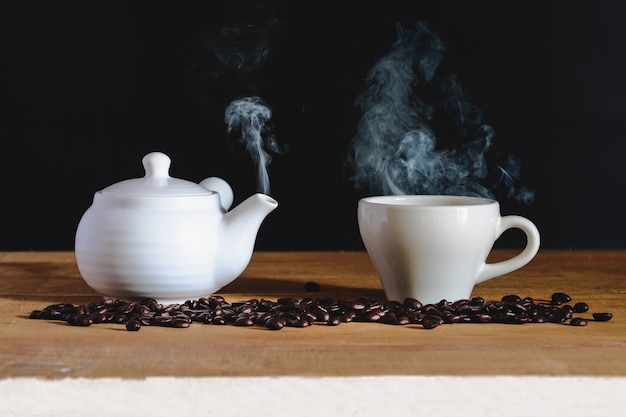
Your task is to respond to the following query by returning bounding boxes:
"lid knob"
[99,151,213,196]
[142,152,171,179]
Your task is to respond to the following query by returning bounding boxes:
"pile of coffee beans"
[28,292,612,331]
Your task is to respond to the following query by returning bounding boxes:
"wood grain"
[1,250,625,378]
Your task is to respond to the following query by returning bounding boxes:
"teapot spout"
[217,193,278,283]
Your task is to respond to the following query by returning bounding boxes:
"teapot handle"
[200,177,234,211]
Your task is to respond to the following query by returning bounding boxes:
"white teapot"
[75,152,278,304]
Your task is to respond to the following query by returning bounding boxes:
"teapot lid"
[101,152,213,196]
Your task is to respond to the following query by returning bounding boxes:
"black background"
[2,1,626,251]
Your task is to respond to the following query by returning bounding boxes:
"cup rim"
[359,195,497,207]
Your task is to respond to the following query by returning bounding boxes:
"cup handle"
[475,215,540,284]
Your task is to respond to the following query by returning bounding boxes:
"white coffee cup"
[357,195,540,304]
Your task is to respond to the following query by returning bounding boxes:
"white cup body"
[357,195,540,304]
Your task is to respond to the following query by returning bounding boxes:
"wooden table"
[1,250,625,379]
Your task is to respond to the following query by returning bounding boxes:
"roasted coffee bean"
[42,309,63,320]
[171,318,191,328]
[235,304,254,315]
[246,299,260,309]
[470,296,485,306]
[444,314,464,324]
[154,315,173,325]
[550,292,572,305]
[117,302,136,315]
[547,305,573,324]
[164,305,179,315]
[348,299,367,310]
[68,314,92,326]
[384,300,403,312]
[510,303,528,315]
[404,310,421,323]
[549,308,571,323]
[356,310,381,322]
[278,309,301,321]
[133,304,151,316]
[125,319,141,331]
[235,316,255,326]
[501,294,522,303]
[274,304,301,314]
[289,314,306,326]
[341,311,356,323]
[570,318,588,326]
[310,306,330,322]
[592,312,613,321]
[380,311,398,324]
[473,314,492,323]
[422,315,444,329]
[223,313,237,324]
[182,310,200,320]
[265,316,285,330]
[111,313,128,324]
[277,297,300,306]
[255,312,272,325]
[305,312,317,323]
[532,315,547,323]
[364,300,381,312]
[327,315,342,326]
[423,305,442,317]
[299,298,313,311]
[403,298,423,310]
[441,312,454,324]
[258,299,277,312]
[196,297,211,307]
[198,312,213,324]
[461,304,484,315]
[174,312,191,320]
[141,298,159,308]
[88,301,105,312]
[29,310,44,319]
[90,312,107,324]
[573,302,589,313]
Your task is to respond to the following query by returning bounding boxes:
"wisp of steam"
[225,96,285,195]
[345,22,534,203]
[190,5,286,197]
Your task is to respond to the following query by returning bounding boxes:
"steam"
[191,5,281,78]
[225,96,285,195]
[190,5,287,196]
[345,22,533,203]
